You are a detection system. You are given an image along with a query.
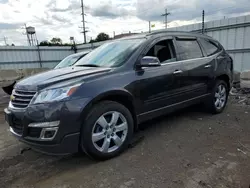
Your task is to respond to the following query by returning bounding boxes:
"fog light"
[44,130,56,138]
[40,127,58,140]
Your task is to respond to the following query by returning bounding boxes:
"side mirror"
[137,56,161,68]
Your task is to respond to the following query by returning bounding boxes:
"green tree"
[50,37,62,45]
[95,33,109,42]
[39,40,50,46]
[89,39,96,43]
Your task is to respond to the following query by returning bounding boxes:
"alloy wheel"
[91,111,128,153]
[214,84,227,110]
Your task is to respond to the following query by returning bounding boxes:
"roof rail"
[146,29,213,39]
[146,30,193,36]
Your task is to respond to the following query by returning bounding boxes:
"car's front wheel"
[80,101,134,160]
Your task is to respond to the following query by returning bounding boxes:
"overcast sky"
[0,0,250,45]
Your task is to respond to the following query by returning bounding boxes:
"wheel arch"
[216,74,230,91]
[80,89,138,131]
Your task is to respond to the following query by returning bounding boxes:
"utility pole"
[161,8,170,29]
[3,36,7,46]
[149,21,151,33]
[81,0,87,43]
[202,10,205,34]
[113,31,115,39]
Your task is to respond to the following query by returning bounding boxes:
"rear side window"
[175,39,203,60]
[199,39,221,56]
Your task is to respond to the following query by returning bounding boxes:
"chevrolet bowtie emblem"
[10,95,15,101]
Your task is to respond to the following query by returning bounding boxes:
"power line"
[165,5,250,25]
[158,4,250,23]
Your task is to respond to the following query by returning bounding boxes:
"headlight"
[32,84,80,104]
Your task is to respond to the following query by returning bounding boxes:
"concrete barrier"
[0,68,49,87]
[240,70,250,89]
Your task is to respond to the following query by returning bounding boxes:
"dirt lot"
[0,89,250,188]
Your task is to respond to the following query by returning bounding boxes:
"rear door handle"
[204,64,211,68]
[173,70,183,74]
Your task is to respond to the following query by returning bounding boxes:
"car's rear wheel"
[206,80,229,114]
[80,101,134,160]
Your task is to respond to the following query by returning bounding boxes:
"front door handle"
[217,56,224,60]
[204,64,212,68]
[173,70,183,74]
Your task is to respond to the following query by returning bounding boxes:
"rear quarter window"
[199,38,221,56]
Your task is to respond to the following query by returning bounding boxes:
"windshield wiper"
[76,64,100,67]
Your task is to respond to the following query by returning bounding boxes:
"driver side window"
[145,39,176,64]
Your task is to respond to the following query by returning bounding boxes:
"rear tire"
[205,80,229,114]
[80,101,134,160]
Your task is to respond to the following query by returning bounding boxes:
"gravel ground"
[0,88,250,188]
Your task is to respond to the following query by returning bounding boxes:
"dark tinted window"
[199,39,221,56]
[175,39,203,60]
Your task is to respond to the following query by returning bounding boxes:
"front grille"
[11,89,36,108]
[12,116,23,135]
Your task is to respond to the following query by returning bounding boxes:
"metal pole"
[24,24,31,46]
[35,33,42,68]
[81,0,87,43]
[149,21,151,33]
[202,10,205,34]
[72,40,77,53]
[30,35,33,46]
[165,9,168,29]
[3,37,7,46]
[161,9,170,29]
[36,42,42,68]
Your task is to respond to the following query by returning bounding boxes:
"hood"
[15,66,111,91]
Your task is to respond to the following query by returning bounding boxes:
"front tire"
[206,80,229,114]
[80,101,134,160]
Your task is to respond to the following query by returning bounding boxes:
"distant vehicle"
[5,31,233,160]
[54,51,90,69]
[1,51,90,95]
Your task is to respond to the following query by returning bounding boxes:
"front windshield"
[75,38,145,68]
[55,54,81,69]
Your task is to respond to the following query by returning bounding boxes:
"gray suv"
[4,31,233,160]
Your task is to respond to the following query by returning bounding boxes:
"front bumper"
[4,98,90,155]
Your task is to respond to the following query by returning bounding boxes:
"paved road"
[0,92,250,188]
